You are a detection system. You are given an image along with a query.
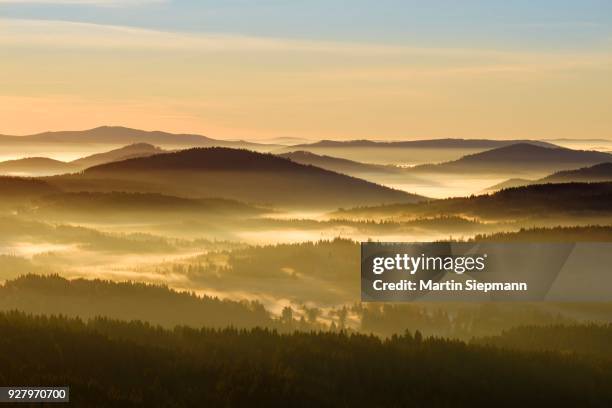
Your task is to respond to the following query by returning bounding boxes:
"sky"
[1,0,611,140]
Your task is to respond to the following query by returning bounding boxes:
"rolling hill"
[484,162,612,192]
[277,138,560,166]
[483,178,533,192]
[29,191,266,221]
[0,275,277,329]
[54,148,424,209]
[411,143,612,175]
[0,177,61,202]
[0,157,76,175]
[278,151,402,175]
[278,150,433,188]
[0,143,167,176]
[71,143,165,168]
[334,182,612,222]
[539,162,612,183]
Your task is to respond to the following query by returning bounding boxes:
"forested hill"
[334,182,612,221]
[540,162,612,183]
[60,148,424,208]
[474,324,612,359]
[412,143,612,174]
[0,177,61,206]
[1,311,610,407]
[0,275,277,330]
[84,147,372,173]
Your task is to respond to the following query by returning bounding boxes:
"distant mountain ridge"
[0,126,275,150]
[277,138,564,166]
[291,138,558,149]
[411,143,612,175]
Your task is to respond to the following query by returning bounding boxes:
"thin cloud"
[2,17,603,61]
[2,18,610,80]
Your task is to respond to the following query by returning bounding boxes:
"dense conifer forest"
[1,311,611,407]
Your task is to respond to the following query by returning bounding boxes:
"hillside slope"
[0,157,76,175]
[484,162,612,192]
[55,148,424,208]
[278,150,405,175]
[412,143,612,175]
[334,182,612,221]
[71,143,165,168]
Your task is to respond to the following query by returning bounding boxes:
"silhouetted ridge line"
[85,147,328,173]
[292,138,558,149]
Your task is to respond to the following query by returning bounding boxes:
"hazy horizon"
[2,125,611,144]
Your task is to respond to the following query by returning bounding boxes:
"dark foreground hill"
[412,143,612,175]
[1,311,610,407]
[54,148,424,209]
[474,324,612,359]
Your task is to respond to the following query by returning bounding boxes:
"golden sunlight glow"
[1,19,611,139]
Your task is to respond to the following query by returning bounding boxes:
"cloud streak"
[3,18,610,62]
[2,18,610,140]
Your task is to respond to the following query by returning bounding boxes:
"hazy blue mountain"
[0,126,276,151]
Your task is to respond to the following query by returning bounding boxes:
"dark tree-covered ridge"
[0,311,610,407]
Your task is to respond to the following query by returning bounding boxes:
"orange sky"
[1,19,611,140]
